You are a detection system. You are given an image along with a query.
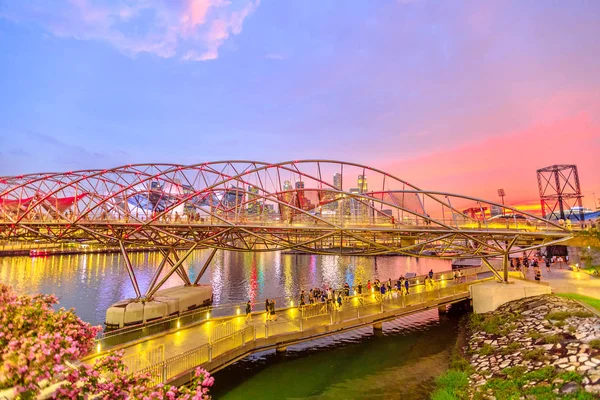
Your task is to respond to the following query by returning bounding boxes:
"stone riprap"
[467,295,600,397]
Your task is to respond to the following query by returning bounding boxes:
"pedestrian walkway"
[520,266,600,299]
[83,275,489,385]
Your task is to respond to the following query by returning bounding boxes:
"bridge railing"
[133,278,483,385]
[96,265,487,351]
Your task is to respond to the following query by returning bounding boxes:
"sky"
[0,0,598,211]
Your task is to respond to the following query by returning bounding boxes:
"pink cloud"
[0,0,260,61]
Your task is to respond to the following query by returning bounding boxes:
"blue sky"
[0,0,598,204]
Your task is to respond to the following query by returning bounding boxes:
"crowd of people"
[245,269,466,321]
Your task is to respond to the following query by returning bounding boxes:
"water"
[0,250,459,399]
[0,250,451,327]
[212,309,462,400]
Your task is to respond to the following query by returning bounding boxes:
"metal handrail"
[96,265,488,351]
[135,278,483,386]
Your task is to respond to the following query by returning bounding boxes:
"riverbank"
[434,295,600,399]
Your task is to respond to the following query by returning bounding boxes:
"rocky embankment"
[467,295,600,398]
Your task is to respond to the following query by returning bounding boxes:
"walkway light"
[177,320,181,329]
[96,343,101,354]
[206,312,210,319]
[290,300,294,307]
[236,307,240,315]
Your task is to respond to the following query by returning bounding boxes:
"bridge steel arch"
[0,160,574,292]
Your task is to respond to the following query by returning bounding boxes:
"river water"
[0,250,452,327]
[0,251,459,399]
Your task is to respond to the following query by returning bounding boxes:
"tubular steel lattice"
[536,164,584,221]
[0,160,572,258]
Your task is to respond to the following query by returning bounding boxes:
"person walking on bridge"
[404,278,410,295]
[265,298,271,321]
[245,301,252,323]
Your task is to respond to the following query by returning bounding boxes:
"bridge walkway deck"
[84,275,491,386]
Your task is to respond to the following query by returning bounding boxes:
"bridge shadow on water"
[211,303,470,400]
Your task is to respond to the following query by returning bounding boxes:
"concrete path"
[520,265,600,299]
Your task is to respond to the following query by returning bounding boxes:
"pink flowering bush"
[0,284,213,399]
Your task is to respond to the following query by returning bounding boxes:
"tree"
[0,284,213,399]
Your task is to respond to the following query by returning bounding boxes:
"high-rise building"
[333,173,342,190]
[358,175,367,193]
[247,185,260,214]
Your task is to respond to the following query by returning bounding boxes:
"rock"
[560,382,579,394]
[585,384,600,394]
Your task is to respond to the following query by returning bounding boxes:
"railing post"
[253,325,257,341]
[330,311,333,325]
[380,301,384,313]
[300,317,303,331]
[162,361,167,383]
[242,330,245,346]
[208,345,212,362]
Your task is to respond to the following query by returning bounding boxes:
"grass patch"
[478,343,495,356]
[558,371,583,383]
[528,330,542,340]
[554,320,566,327]
[501,365,527,378]
[470,313,519,335]
[546,311,571,321]
[431,352,471,399]
[568,325,576,333]
[499,342,522,355]
[589,339,600,350]
[523,365,554,381]
[572,310,594,318]
[542,334,563,344]
[556,293,600,313]
[523,348,548,362]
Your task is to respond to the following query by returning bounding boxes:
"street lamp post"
[497,189,506,215]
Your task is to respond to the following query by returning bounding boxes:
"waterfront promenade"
[84,273,491,386]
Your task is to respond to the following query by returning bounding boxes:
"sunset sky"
[0,0,598,212]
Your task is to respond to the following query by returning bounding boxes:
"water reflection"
[0,250,451,326]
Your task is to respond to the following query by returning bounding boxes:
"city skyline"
[0,0,598,210]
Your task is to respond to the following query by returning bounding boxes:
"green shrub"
[589,339,600,350]
[568,325,576,333]
[546,311,571,321]
[554,320,566,327]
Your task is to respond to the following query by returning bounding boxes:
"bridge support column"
[438,305,447,314]
[276,346,287,354]
[373,322,383,337]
